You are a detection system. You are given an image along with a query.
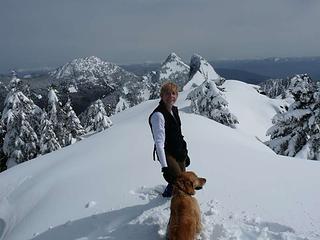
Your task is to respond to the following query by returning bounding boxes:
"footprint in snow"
[130,185,166,201]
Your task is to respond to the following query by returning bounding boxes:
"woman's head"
[160,82,179,109]
[160,82,179,98]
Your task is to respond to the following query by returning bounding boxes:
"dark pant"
[164,154,186,184]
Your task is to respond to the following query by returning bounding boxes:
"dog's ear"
[176,177,195,195]
[195,178,206,190]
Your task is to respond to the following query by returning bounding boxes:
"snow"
[183,71,206,91]
[22,75,32,79]
[224,81,285,141]
[51,56,122,83]
[47,89,58,105]
[122,86,129,95]
[183,54,223,91]
[159,54,189,81]
[68,86,78,93]
[115,97,130,112]
[0,81,319,240]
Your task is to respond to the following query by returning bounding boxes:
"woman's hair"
[160,82,179,97]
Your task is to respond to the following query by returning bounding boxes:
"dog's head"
[175,171,206,195]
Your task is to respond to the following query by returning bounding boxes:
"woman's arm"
[150,112,167,168]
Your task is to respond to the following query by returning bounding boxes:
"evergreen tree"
[266,74,320,159]
[39,112,61,155]
[46,88,68,147]
[1,75,42,166]
[63,98,85,145]
[187,80,238,128]
[47,88,59,125]
[2,91,41,166]
[81,99,112,132]
[0,119,7,172]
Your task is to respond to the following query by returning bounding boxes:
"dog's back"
[168,195,201,240]
[167,171,206,240]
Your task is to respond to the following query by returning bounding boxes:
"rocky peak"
[184,54,225,91]
[163,52,180,64]
[189,54,222,83]
[158,53,189,84]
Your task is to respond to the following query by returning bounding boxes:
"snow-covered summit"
[48,56,145,115]
[161,52,188,69]
[162,52,181,63]
[50,56,140,86]
[184,54,225,91]
[158,52,190,88]
[190,54,223,82]
[142,53,190,98]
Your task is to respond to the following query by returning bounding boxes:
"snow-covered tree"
[302,82,320,160]
[2,93,42,166]
[63,98,85,145]
[259,78,291,99]
[0,119,7,172]
[1,75,42,166]
[39,112,61,155]
[4,113,39,166]
[266,74,320,160]
[187,80,238,128]
[81,99,112,132]
[47,87,60,125]
[46,88,69,147]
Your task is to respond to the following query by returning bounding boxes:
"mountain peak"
[164,52,180,62]
[157,53,189,87]
[50,56,119,80]
[183,54,225,91]
[83,56,103,63]
[69,56,113,69]
[191,54,224,82]
[189,54,209,75]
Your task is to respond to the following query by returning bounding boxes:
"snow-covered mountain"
[157,53,190,88]
[50,56,137,86]
[142,53,190,98]
[0,80,319,240]
[48,56,146,114]
[184,54,225,91]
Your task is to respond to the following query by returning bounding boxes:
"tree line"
[0,73,112,172]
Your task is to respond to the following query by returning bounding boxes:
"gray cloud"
[0,0,319,72]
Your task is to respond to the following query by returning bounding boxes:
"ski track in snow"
[28,186,316,240]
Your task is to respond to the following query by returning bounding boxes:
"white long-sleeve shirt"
[150,112,168,168]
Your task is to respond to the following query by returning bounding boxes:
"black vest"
[149,100,187,161]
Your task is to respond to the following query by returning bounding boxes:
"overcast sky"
[0,0,319,73]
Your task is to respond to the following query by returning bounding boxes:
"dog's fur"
[168,171,206,240]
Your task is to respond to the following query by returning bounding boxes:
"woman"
[149,82,190,197]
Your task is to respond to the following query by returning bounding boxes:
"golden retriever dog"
[168,171,206,240]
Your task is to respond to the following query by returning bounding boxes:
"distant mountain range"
[2,56,319,83]
[122,56,320,83]
[0,55,319,116]
[211,56,320,81]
